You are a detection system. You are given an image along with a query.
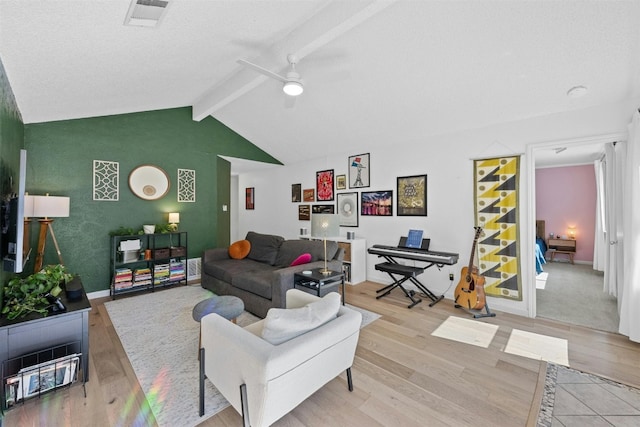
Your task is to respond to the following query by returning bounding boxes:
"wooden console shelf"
[548,238,576,264]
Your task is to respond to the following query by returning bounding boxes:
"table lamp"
[311,213,339,275]
[168,212,180,231]
[30,194,70,272]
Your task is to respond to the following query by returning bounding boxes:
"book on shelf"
[115,281,133,290]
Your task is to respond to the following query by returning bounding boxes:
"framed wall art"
[291,183,301,202]
[361,190,392,216]
[245,187,255,210]
[316,169,334,201]
[336,174,347,190]
[349,153,370,188]
[298,204,310,221]
[303,188,315,202]
[337,192,358,227]
[397,174,427,216]
[312,204,335,214]
[474,156,522,301]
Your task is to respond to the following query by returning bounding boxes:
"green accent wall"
[0,56,25,308]
[24,107,280,293]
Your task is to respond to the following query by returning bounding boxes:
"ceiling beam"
[191,0,397,121]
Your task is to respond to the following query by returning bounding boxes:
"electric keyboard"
[368,245,459,265]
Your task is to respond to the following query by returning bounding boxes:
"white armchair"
[199,289,362,427]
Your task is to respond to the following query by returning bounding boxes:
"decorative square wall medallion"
[178,168,196,202]
[93,160,119,201]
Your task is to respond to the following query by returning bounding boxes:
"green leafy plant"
[2,264,73,320]
[156,223,176,233]
[109,226,143,236]
[109,223,176,236]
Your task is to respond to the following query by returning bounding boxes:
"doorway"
[529,136,621,333]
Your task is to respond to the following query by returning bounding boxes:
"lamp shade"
[168,212,180,224]
[23,194,35,218]
[30,195,70,218]
[311,214,339,238]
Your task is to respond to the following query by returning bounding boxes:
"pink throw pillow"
[290,253,312,266]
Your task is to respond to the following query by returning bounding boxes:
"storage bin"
[170,246,186,257]
[153,248,170,259]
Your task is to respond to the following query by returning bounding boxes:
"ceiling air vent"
[124,0,170,28]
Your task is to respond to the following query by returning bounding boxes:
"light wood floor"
[4,281,640,427]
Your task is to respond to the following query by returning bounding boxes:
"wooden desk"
[548,238,576,264]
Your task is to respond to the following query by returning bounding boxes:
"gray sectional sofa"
[201,231,344,318]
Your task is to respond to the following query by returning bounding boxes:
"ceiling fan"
[237,54,304,97]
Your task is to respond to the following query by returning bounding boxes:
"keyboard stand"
[374,259,445,308]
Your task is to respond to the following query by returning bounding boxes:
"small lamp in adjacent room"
[568,226,576,239]
[311,213,339,275]
[168,212,180,231]
[31,194,70,273]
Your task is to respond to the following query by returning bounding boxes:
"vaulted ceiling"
[2,1,639,168]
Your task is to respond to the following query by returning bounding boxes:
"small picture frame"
[349,153,370,188]
[312,204,335,214]
[245,187,255,210]
[316,169,334,201]
[361,191,393,216]
[336,174,347,190]
[337,192,358,227]
[397,174,427,216]
[303,188,315,202]
[291,183,302,202]
[298,204,310,221]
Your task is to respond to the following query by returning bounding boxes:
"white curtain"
[602,142,625,297]
[619,110,640,342]
[593,160,606,271]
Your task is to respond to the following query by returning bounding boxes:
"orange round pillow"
[229,240,251,259]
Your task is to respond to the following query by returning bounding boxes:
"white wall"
[234,100,635,318]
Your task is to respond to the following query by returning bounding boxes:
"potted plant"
[1,264,73,320]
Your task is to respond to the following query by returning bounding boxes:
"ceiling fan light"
[283,81,303,96]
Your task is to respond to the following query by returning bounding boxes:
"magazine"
[5,355,79,406]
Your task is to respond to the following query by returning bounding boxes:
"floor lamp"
[30,194,70,273]
[311,213,340,275]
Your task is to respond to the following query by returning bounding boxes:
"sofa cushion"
[228,239,251,259]
[290,253,312,266]
[246,231,284,265]
[203,258,266,283]
[260,292,341,345]
[232,267,276,300]
[274,239,339,267]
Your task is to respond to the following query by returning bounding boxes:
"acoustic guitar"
[454,227,486,310]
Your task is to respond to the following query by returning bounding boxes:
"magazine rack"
[1,341,84,412]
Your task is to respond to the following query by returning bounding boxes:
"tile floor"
[551,365,640,426]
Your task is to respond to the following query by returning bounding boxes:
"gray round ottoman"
[192,295,244,323]
[193,295,244,358]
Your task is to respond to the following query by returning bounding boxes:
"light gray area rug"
[104,285,380,427]
[536,262,618,333]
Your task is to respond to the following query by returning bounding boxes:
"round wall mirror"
[129,165,170,200]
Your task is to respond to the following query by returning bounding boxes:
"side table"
[293,268,346,305]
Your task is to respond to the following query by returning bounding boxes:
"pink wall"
[535,165,596,263]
